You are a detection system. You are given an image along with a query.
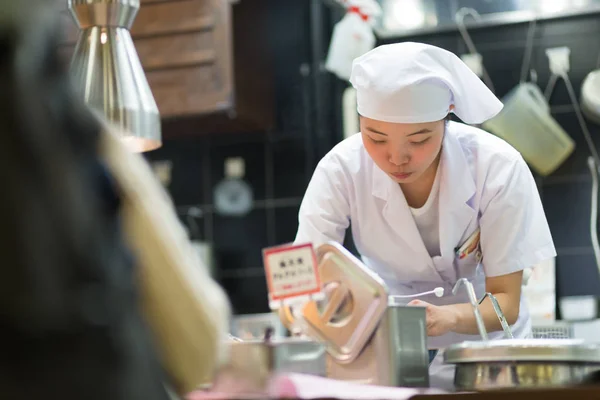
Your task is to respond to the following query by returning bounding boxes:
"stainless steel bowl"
[445,339,600,391]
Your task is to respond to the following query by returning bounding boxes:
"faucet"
[452,278,488,341]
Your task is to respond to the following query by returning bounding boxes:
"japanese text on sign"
[262,243,321,303]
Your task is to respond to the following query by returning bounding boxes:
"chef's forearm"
[445,293,519,336]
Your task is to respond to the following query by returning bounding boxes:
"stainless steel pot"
[445,339,600,391]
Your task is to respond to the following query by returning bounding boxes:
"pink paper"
[189,373,446,400]
[267,373,446,400]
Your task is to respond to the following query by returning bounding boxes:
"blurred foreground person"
[0,1,231,399]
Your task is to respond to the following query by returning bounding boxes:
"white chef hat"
[349,42,503,124]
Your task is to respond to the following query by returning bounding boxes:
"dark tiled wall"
[148,8,600,315]
[145,0,318,315]
[146,136,313,315]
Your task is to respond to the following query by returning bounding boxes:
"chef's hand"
[407,300,459,337]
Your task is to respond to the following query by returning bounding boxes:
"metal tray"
[445,339,600,364]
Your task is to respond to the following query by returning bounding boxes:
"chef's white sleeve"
[479,155,556,277]
[295,157,351,247]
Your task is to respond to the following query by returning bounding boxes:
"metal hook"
[455,7,481,56]
[184,206,203,239]
[544,73,560,101]
[452,278,488,340]
[520,18,538,83]
[479,292,513,339]
[455,7,496,94]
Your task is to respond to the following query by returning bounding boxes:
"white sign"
[262,243,321,306]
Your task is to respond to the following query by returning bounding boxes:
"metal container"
[445,339,600,390]
[231,312,287,339]
[227,336,327,387]
[282,242,430,387]
[324,303,430,387]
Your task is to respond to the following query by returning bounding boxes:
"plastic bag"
[325,1,380,81]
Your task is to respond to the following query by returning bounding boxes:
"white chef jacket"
[295,121,556,388]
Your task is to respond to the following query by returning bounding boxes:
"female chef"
[294,42,556,389]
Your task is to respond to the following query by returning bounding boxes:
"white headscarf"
[349,42,503,124]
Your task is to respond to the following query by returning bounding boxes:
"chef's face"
[360,116,445,184]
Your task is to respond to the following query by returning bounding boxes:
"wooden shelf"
[59,0,275,136]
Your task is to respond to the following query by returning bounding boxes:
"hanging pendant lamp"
[68,0,162,152]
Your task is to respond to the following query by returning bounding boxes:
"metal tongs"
[452,278,514,340]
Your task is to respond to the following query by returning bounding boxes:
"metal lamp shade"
[68,0,161,152]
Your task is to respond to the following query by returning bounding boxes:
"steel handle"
[479,292,514,339]
[453,278,489,340]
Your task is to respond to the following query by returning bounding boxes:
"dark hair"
[0,2,169,399]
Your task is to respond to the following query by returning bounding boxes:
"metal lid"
[299,242,389,364]
[227,336,321,347]
[444,339,600,364]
